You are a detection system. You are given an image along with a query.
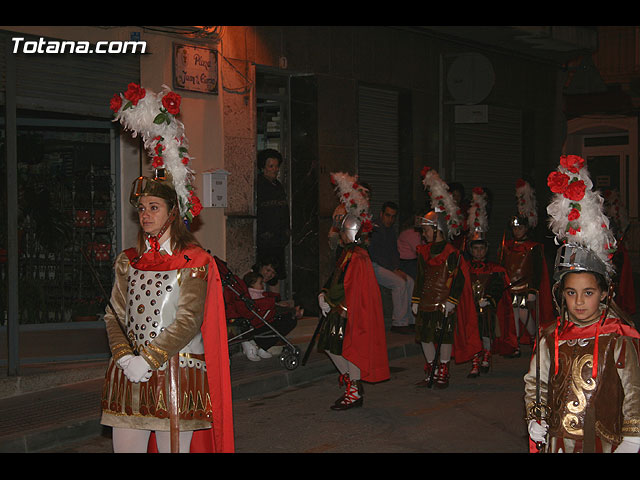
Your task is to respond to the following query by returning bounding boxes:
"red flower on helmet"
[162,91,181,115]
[568,208,580,221]
[564,179,586,201]
[109,94,122,113]
[560,155,585,174]
[547,171,569,193]
[124,83,146,106]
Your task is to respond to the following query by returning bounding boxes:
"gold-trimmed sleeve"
[618,336,640,436]
[104,251,134,363]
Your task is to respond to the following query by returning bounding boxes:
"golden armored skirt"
[100,354,213,432]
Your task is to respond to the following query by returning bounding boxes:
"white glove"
[444,301,456,316]
[412,303,418,316]
[318,293,331,315]
[528,420,548,444]
[117,354,134,370]
[124,355,153,383]
[478,298,489,308]
[615,436,640,453]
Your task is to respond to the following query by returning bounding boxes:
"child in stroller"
[215,257,301,368]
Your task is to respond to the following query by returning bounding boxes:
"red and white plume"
[547,154,617,275]
[468,187,489,237]
[330,172,373,233]
[420,166,462,237]
[110,83,202,223]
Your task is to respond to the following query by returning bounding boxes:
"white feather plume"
[546,155,617,275]
[112,84,199,222]
[421,166,462,237]
[330,172,372,231]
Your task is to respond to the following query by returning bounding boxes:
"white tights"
[326,352,361,381]
[421,342,452,364]
[112,427,194,453]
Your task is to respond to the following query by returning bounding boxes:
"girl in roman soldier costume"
[525,154,640,453]
[498,179,554,356]
[101,84,234,453]
[317,172,390,410]
[412,167,481,389]
[603,189,636,317]
[466,187,517,378]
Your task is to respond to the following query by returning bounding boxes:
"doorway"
[255,68,319,313]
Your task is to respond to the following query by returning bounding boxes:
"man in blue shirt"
[368,202,415,334]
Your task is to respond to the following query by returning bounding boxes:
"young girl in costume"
[524,155,640,453]
[101,84,233,453]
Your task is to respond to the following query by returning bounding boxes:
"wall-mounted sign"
[173,43,218,95]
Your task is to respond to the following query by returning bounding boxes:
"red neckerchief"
[417,242,457,266]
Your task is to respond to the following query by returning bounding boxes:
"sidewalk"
[0,317,421,453]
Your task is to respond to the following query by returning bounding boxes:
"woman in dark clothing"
[256,149,290,281]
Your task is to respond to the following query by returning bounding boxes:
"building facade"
[4,25,633,367]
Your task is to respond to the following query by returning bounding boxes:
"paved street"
[47,346,532,453]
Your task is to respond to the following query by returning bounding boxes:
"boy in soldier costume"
[412,167,481,388]
[466,187,517,377]
[317,173,389,410]
[499,179,553,356]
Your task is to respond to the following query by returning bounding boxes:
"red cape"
[469,261,518,355]
[417,243,482,364]
[124,246,234,453]
[342,246,390,383]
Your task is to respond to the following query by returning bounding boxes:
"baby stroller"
[214,256,301,370]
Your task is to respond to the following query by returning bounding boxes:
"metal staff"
[528,293,549,452]
[302,312,326,366]
[168,354,181,453]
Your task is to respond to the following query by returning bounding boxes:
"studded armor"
[101,250,213,431]
[125,267,204,361]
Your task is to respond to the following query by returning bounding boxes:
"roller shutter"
[357,85,399,217]
[453,105,523,258]
[0,29,140,117]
